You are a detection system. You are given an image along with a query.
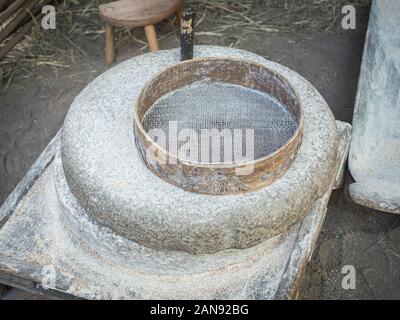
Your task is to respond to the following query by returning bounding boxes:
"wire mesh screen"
[142,80,297,162]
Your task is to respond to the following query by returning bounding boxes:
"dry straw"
[1,0,371,88]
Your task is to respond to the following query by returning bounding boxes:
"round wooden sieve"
[133,57,304,195]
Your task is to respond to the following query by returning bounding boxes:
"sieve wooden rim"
[133,57,304,195]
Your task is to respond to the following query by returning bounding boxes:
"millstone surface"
[61,46,339,254]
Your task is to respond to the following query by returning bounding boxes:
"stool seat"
[99,0,182,64]
[99,0,181,28]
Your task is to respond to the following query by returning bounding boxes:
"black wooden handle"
[180,5,195,61]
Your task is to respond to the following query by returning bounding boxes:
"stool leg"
[144,24,160,52]
[175,10,181,26]
[105,23,115,64]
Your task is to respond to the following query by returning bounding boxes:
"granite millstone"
[60,46,339,254]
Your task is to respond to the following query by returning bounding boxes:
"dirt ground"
[1,1,400,299]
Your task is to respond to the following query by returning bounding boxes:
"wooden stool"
[99,0,181,64]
